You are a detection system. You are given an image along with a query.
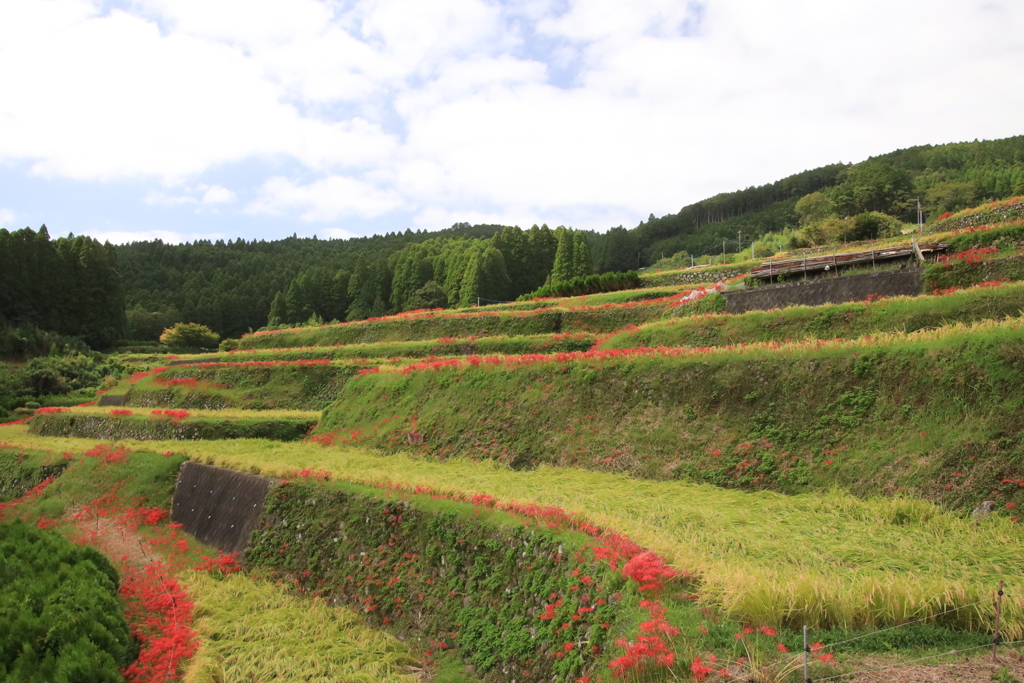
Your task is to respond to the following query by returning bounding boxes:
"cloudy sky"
[1,0,1022,245]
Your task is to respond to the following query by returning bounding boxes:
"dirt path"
[845,651,1024,683]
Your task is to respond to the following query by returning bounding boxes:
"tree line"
[0,226,124,348]
[2,136,1023,348]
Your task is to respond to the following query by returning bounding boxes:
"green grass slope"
[108,360,371,411]
[317,318,1024,510]
[237,294,725,350]
[598,280,1024,350]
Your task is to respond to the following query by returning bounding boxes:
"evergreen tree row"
[0,227,125,348]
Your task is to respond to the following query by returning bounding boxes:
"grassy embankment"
[104,360,372,411]
[314,316,1024,511]
[2,427,1017,646]
[237,292,725,350]
[28,407,318,442]
[598,278,1024,350]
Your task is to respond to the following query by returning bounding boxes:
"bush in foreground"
[0,521,134,682]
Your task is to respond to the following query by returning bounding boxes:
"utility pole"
[738,230,742,254]
[917,198,923,233]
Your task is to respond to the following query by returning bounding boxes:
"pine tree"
[571,231,592,278]
[549,228,575,285]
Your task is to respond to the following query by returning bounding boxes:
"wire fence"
[815,639,1024,682]
[742,583,1018,682]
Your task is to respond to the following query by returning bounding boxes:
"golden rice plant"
[182,571,418,683]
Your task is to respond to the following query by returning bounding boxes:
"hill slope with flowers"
[5,197,1024,683]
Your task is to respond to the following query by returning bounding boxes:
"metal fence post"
[803,625,810,682]
[993,579,1005,662]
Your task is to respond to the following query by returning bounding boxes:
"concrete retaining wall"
[723,270,923,314]
[171,461,274,553]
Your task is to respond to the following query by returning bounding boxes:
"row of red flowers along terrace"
[352,334,888,378]
[244,285,721,338]
[224,331,599,356]
[126,359,339,385]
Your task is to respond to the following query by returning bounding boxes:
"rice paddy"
[2,423,1019,639]
[183,571,418,683]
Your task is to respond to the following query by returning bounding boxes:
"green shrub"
[0,521,134,682]
[218,338,239,352]
[159,322,220,350]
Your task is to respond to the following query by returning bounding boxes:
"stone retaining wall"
[171,461,274,553]
[723,270,924,314]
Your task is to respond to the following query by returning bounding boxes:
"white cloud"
[0,1,398,183]
[1,0,1023,237]
[319,227,361,240]
[83,229,225,245]
[142,191,199,207]
[247,175,406,221]
[0,209,15,228]
[200,185,237,205]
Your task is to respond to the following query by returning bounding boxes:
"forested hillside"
[3,135,1023,346]
[0,226,124,347]
[638,135,1024,258]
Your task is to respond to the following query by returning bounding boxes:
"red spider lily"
[85,444,131,463]
[622,551,676,592]
[34,406,69,414]
[936,246,999,267]
[194,552,242,575]
[110,409,134,416]
[120,562,197,683]
[0,476,58,520]
[690,656,713,680]
[150,409,190,424]
[292,468,331,481]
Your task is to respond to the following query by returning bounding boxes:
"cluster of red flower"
[84,443,131,464]
[150,409,190,424]
[0,476,57,521]
[936,246,999,267]
[120,562,198,683]
[33,406,69,415]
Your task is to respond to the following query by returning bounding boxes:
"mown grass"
[183,571,418,683]
[597,279,1024,350]
[0,425,1018,640]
